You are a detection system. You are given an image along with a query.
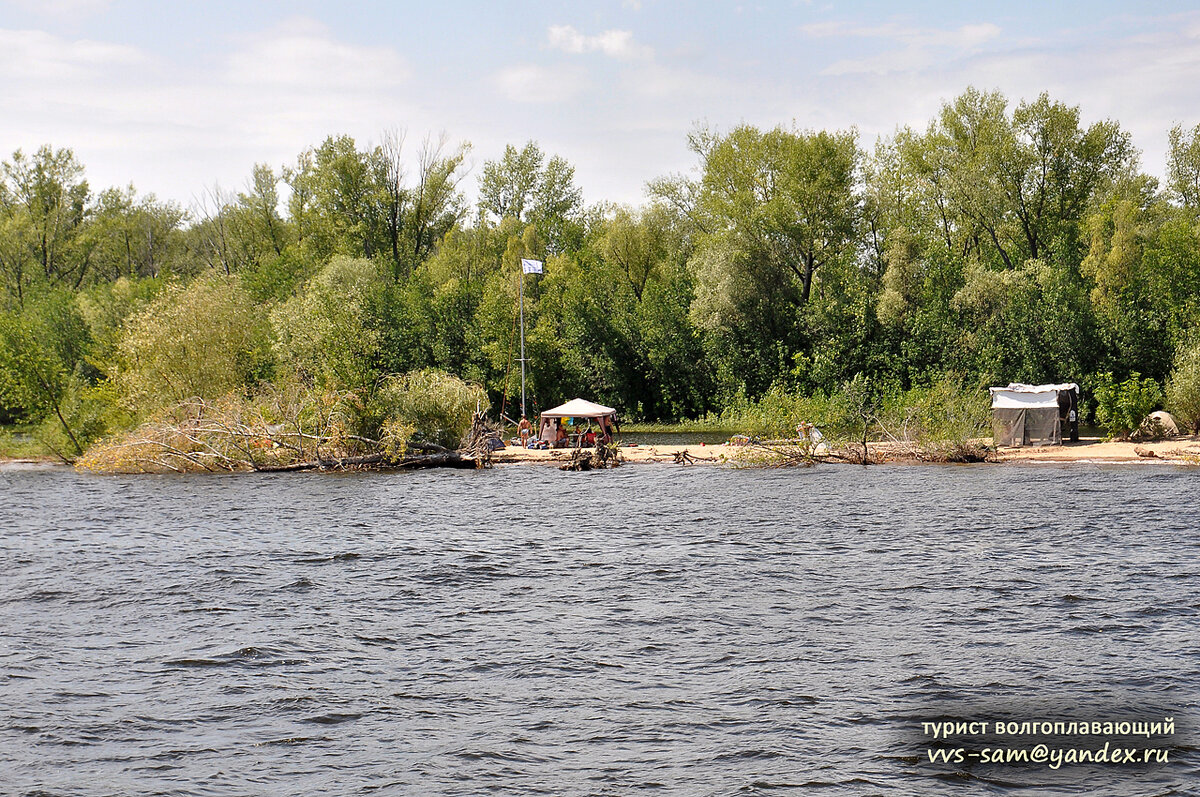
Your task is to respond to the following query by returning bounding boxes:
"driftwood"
[458,410,501,467]
[560,439,622,471]
[253,451,477,472]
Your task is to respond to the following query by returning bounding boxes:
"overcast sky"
[3,0,1200,211]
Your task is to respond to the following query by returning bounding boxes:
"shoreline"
[491,435,1200,467]
[4,435,1199,471]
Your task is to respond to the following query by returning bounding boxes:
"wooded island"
[2,87,1200,470]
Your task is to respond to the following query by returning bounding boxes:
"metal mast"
[519,267,527,418]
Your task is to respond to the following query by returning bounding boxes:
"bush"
[115,273,270,413]
[714,384,854,439]
[1166,342,1200,434]
[36,375,131,459]
[0,291,93,456]
[270,256,387,392]
[375,369,487,449]
[876,375,992,446]
[1094,372,1163,439]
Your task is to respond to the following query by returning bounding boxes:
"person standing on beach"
[518,416,532,448]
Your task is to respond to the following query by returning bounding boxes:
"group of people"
[516,414,616,449]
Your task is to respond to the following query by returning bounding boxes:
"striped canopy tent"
[539,398,616,419]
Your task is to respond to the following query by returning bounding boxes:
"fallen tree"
[76,389,490,474]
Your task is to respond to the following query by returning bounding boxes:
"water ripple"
[0,464,1196,794]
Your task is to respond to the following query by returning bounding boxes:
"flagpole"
[519,265,526,419]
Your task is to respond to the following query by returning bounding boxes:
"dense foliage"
[4,88,1200,457]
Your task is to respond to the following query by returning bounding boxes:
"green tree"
[0,146,93,302]
[286,135,383,263]
[115,273,270,411]
[0,290,91,454]
[87,186,186,280]
[1167,123,1200,209]
[671,124,861,397]
[1165,339,1200,433]
[271,256,392,392]
[375,131,470,278]
[479,141,584,254]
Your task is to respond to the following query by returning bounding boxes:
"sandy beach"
[492,435,1200,466]
[4,435,1199,471]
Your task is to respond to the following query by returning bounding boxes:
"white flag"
[521,258,544,274]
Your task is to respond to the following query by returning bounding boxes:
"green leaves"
[478,141,584,254]
[115,273,270,413]
[1166,340,1200,434]
[1094,372,1163,439]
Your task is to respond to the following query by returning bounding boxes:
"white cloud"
[547,24,652,60]
[0,19,438,209]
[786,12,1200,181]
[1,0,112,19]
[799,20,1002,75]
[4,6,1200,217]
[0,27,146,80]
[798,20,1001,45]
[226,18,408,91]
[493,63,589,104]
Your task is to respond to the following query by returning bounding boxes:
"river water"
[1,463,1197,795]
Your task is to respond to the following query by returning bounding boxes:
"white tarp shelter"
[539,398,616,419]
[989,383,1079,446]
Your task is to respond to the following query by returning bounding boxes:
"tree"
[598,204,677,301]
[696,125,860,306]
[377,131,470,278]
[0,146,93,302]
[672,124,861,396]
[115,273,270,412]
[1167,123,1200,209]
[893,89,1132,271]
[285,135,382,262]
[478,141,584,254]
[479,142,544,222]
[0,290,91,454]
[271,256,391,392]
[87,186,186,281]
[1165,339,1200,433]
[1005,93,1132,264]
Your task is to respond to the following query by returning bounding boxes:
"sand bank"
[493,435,1200,466]
[5,436,1199,471]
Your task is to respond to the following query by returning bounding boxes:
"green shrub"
[115,273,270,413]
[270,256,385,391]
[1166,342,1200,434]
[713,384,854,439]
[376,369,487,449]
[876,375,991,446]
[1094,372,1163,439]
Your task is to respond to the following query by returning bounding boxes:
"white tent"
[539,398,616,419]
[989,383,1079,446]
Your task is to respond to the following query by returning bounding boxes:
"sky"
[3,0,1200,212]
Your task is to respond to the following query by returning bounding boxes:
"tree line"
[4,86,1200,459]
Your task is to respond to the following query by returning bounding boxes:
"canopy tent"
[539,398,616,419]
[989,383,1079,447]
